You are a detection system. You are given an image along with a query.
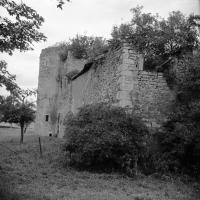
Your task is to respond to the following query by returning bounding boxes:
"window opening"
[45,115,49,122]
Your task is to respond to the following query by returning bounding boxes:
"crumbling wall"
[71,49,122,113]
[135,71,174,127]
[35,46,86,137]
[115,44,174,127]
[36,43,175,137]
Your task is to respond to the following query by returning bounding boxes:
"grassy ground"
[0,127,35,142]
[0,128,199,200]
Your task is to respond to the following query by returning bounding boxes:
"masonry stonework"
[136,71,174,127]
[35,44,175,137]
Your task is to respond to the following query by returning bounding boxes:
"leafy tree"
[0,60,19,93]
[0,0,71,93]
[0,0,46,54]
[110,6,200,70]
[0,0,47,95]
[0,0,71,55]
[0,0,72,96]
[0,0,71,54]
[0,90,36,144]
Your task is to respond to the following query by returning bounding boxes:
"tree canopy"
[0,0,72,94]
[0,0,46,55]
[110,6,200,70]
[0,0,46,95]
[0,89,36,143]
[0,60,18,93]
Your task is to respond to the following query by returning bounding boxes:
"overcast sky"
[0,0,199,94]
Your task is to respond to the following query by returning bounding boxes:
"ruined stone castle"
[35,43,174,137]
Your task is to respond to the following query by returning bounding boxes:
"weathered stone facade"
[35,44,174,137]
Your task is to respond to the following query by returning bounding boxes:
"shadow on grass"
[0,181,23,200]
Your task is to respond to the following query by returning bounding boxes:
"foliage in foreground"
[154,55,200,177]
[63,103,148,175]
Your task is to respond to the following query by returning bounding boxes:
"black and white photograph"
[0,0,200,199]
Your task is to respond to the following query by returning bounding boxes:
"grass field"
[0,128,199,200]
[0,126,35,142]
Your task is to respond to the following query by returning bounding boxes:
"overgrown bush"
[154,55,200,178]
[58,35,108,61]
[155,124,200,176]
[63,103,148,176]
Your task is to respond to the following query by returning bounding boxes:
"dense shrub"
[58,35,108,61]
[155,124,200,176]
[63,103,148,176]
[154,55,200,178]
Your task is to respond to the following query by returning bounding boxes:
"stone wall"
[36,44,175,137]
[135,71,174,127]
[116,44,174,128]
[71,48,122,113]
[35,46,86,137]
[56,48,124,137]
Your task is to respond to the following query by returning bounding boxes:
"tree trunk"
[24,124,28,134]
[20,124,24,144]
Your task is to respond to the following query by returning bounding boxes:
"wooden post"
[38,137,43,158]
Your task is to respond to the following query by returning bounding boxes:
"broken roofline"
[71,53,106,81]
[71,43,131,81]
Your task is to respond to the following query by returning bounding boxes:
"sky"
[0,0,199,95]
